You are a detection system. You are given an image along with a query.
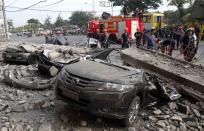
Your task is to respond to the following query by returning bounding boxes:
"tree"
[7,19,14,32]
[44,16,52,29]
[54,14,64,28]
[62,20,69,32]
[27,18,41,32]
[27,18,40,25]
[167,0,194,23]
[109,0,162,11]
[69,11,94,27]
[164,10,180,25]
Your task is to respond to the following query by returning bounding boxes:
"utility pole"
[111,2,113,16]
[2,0,8,41]
[93,0,95,15]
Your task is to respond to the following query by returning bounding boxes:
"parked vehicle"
[56,60,148,126]
[16,32,23,36]
[47,35,69,45]
[143,13,165,30]
[86,38,101,49]
[87,16,144,43]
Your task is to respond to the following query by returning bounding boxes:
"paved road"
[10,34,87,46]
[10,34,204,65]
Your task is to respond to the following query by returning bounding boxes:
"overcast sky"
[5,0,176,27]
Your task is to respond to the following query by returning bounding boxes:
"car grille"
[62,71,104,88]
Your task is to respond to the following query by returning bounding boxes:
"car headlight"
[98,83,134,92]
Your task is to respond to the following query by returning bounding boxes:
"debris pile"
[146,73,181,101]
[142,100,204,131]
[121,48,204,102]
[0,42,203,130]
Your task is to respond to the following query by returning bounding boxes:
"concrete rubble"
[0,42,203,131]
[121,48,204,102]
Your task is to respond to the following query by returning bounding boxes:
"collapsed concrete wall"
[121,48,204,102]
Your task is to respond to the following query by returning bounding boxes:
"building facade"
[0,0,7,41]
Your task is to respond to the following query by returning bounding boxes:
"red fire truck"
[87,16,144,43]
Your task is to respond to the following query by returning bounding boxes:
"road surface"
[10,34,204,65]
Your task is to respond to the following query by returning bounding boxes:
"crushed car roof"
[63,60,143,84]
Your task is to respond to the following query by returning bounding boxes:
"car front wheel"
[124,96,141,126]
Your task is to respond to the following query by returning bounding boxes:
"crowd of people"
[120,24,202,62]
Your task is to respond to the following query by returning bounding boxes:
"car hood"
[63,60,144,84]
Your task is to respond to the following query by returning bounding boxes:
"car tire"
[123,96,141,127]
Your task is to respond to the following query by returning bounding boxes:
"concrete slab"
[121,48,204,94]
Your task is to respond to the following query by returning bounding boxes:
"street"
[10,34,87,46]
[10,34,204,65]
[0,35,202,131]
[1,0,204,130]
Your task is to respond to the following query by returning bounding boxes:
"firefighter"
[123,6,130,17]
[138,9,144,19]
[121,28,130,48]
[95,29,100,40]
[181,28,196,62]
[132,8,139,18]
[100,29,108,48]
[134,28,143,48]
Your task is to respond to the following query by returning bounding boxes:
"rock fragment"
[179,122,187,131]
[171,115,183,122]
[156,120,166,128]
[192,108,201,118]
[168,102,178,110]
[1,127,8,131]
[153,110,162,115]
[177,103,190,115]
[38,123,52,131]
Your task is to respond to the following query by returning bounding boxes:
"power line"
[34,0,64,8]
[6,6,119,13]
[6,7,81,12]
[6,0,48,12]
[6,0,19,7]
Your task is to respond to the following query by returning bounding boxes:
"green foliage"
[164,10,180,25]
[27,18,40,25]
[44,16,52,29]
[168,0,187,6]
[108,0,162,10]
[27,18,41,32]
[167,0,194,23]
[69,11,94,27]
[54,14,64,28]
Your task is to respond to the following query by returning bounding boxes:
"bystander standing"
[121,28,130,48]
[181,29,196,62]
[134,28,143,48]
[146,29,157,49]
[194,24,201,55]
